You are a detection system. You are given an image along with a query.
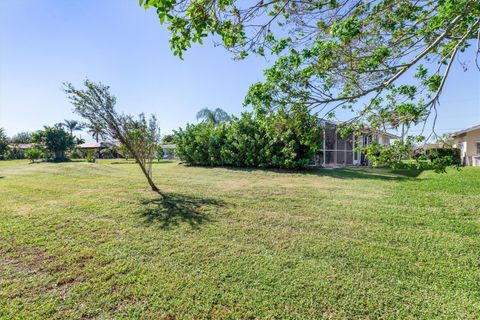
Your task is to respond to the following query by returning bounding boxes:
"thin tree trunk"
[121,139,160,193]
[135,157,160,193]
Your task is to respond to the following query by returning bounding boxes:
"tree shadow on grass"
[137,193,225,230]
[110,160,175,165]
[303,167,424,181]
[194,165,423,181]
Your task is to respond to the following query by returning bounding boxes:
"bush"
[85,149,96,163]
[25,148,43,163]
[175,106,322,169]
[69,148,83,159]
[427,148,461,165]
[4,147,26,160]
[100,148,112,159]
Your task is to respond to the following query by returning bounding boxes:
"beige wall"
[454,128,480,166]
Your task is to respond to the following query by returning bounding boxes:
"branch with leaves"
[142,0,479,137]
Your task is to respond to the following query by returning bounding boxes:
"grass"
[0,159,479,319]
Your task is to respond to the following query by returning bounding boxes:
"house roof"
[419,143,445,150]
[452,124,480,137]
[77,142,112,149]
[8,143,33,149]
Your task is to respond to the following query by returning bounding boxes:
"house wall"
[454,128,480,166]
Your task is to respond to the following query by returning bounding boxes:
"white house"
[452,124,480,166]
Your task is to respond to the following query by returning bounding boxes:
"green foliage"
[161,134,175,144]
[100,148,112,158]
[0,128,8,159]
[9,131,34,144]
[116,144,132,160]
[364,136,462,173]
[362,137,417,169]
[4,147,26,160]
[64,79,161,192]
[85,149,96,163]
[31,125,76,161]
[142,0,480,149]
[175,106,322,169]
[422,147,462,173]
[68,148,83,159]
[25,148,43,163]
[124,113,161,164]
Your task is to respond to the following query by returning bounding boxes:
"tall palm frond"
[62,119,85,135]
[196,108,230,125]
[86,123,107,143]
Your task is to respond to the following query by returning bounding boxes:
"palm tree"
[62,119,85,135]
[86,123,107,143]
[196,108,230,126]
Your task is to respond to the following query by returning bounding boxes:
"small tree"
[25,148,43,163]
[64,79,161,192]
[0,128,9,159]
[31,125,75,161]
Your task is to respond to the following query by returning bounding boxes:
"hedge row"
[175,107,322,169]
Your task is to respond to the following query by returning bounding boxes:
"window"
[477,142,480,155]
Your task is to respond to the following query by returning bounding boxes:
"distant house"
[160,144,176,159]
[316,121,398,167]
[77,142,119,158]
[77,142,113,151]
[452,124,480,166]
[7,143,33,150]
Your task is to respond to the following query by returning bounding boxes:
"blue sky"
[1,0,479,141]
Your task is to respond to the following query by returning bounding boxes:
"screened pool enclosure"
[314,121,397,167]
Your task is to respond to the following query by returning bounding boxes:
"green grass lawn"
[0,160,479,319]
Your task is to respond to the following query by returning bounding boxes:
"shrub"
[100,148,112,159]
[25,148,43,163]
[69,148,83,159]
[4,147,26,160]
[85,149,96,163]
[175,106,322,169]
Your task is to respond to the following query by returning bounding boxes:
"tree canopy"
[32,125,76,161]
[141,0,479,139]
